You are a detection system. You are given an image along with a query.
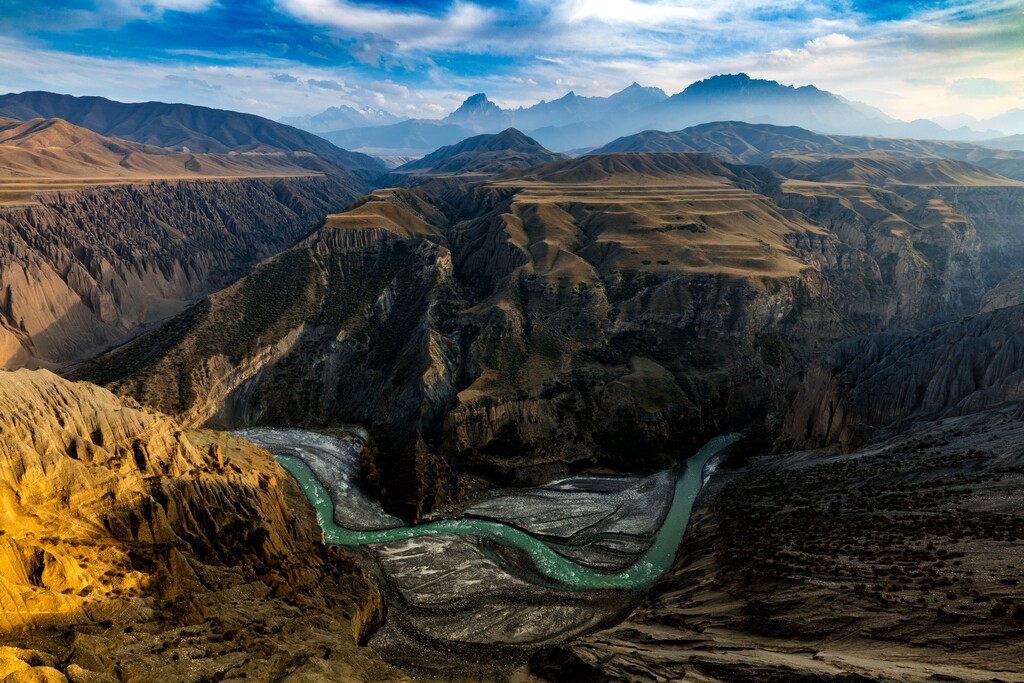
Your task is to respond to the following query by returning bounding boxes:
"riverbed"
[237,428,738,669]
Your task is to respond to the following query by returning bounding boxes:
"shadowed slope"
[0,91,384,172]
[398,128,567,175]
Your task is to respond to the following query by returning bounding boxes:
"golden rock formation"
[0,369,405,682]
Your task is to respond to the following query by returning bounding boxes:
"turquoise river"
[276,433,739,591]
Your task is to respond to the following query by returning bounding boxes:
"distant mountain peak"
[456,93,499,112]
[609,82,668,104]
[673,73,837,107]
[445,93,504,121]
[279,103,401,134]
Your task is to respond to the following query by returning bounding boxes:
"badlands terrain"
[0,84,1022,682]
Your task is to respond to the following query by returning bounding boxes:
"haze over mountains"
[280,104,402,133]
[283,74,1021,156]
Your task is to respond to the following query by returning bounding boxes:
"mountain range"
[0,90,384,172]
[594,120,1024,179]
[284,74,1019,156]
[3,80,1024,682]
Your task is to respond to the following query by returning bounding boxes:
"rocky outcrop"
[921,186,1024,289]
[784,303,1024,450]
[0,369,402,681]
[0,174,366,368]
[770,182,983,330]
[981,268,1024,312]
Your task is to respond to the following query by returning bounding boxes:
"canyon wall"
[784,303,1024,450]
[0,174,366,369]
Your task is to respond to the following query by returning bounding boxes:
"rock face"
[981,268,1024,312]
[74,151,1007,518]
[0,174,367,369]
[920,186,1024,288]
[784,303,1024,450]
[0,369,403,682]
[75,188,462,518]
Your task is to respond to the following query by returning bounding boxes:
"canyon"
[0,89,1022,682]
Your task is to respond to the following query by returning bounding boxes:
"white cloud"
[766,33,856,65]
[100,0,217,19]
[274,0,494,49]
[2,0,1023,123]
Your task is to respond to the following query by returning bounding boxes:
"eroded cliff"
[0,369,405,682]
[0,174,367,369]
[784,303,1024,450]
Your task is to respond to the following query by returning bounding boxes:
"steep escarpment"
[75,158,840,513]
[0,174,367,369]
[981,268,1024,312]
[784,303,1024,451]
[0,369,404,681]
[75,189,462,519]
[908,185,1024,289]
[768,181,983,329]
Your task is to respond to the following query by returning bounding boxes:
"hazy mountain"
[280,104,403,133]
[443,92,509,129]
[936,109,1024,137]
[0,91,384,171]
[507,83,667,131]
[441,83,667,139]
[639,74,981,141]
[593,121,1024,179]
[985,109,1024,135]
[396,128,566,174]
[321,119,476,155]
[984,134,1024,151]
[353,75,993,154]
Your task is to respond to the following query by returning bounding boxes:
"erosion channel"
[237,428,739,673]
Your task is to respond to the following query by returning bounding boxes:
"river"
[237,428,739,664]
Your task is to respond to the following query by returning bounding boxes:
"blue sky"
[0,0,1020,122]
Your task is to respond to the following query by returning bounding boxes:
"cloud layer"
[0,0,1020,122]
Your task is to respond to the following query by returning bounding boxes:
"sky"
[0,0,1021,123]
